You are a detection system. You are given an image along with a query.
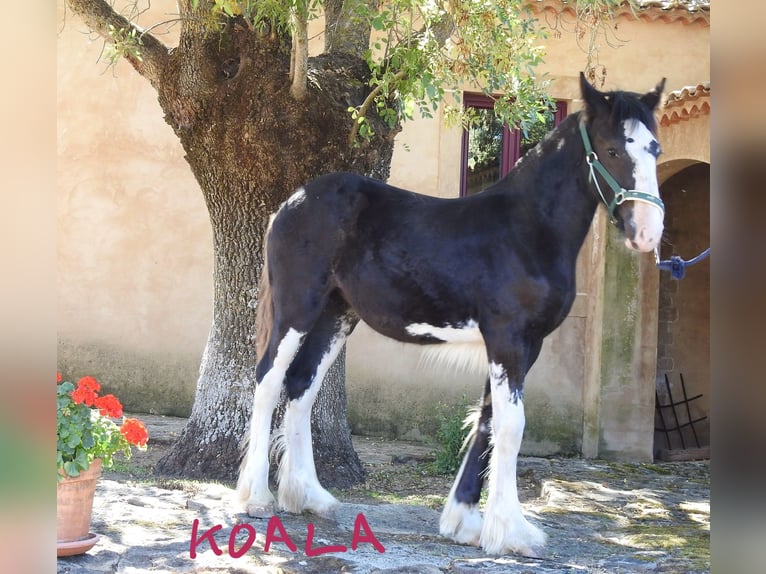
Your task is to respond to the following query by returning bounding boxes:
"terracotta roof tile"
[531,1,710,25]
[660,83,710,126]
[636,1,709,13]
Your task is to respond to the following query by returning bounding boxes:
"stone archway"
[654,162,710,455]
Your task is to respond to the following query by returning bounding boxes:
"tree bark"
[290,9,309,99]
[325,0,376,56]
[65,0,399,485]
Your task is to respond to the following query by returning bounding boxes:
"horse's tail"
[255,214,276,361]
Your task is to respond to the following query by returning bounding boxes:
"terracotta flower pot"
[57,459,102,557]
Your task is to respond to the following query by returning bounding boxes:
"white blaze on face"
[622,119,664,252]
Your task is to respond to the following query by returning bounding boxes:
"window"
[460,94,567,196]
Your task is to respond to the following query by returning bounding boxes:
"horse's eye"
[626,138,635,143]
[607,148,618,158]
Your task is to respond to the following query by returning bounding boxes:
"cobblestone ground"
[57,415,710,573]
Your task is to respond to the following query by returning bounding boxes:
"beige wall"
[57,0,211,413]
[57,2,710,455]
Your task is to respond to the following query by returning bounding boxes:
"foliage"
[519,108,554,155]
[102,1,631,143]
[430,396,472,475]
[57,373,149,481]
[105,25,144,65]
[178,1,556,142]
[194,0,321,29]
[350,0,555,142]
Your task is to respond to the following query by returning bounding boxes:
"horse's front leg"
[440,377,492,545]
[480,356,546,557]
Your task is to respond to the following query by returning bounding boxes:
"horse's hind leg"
[276,296,356,517]
[440,377,492,545]
[238,326,306,517]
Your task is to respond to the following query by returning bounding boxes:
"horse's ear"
[641,78,666,111]
[580,71,609,117]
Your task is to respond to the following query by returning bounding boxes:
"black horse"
[237,73,665,557]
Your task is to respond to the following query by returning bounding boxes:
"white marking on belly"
[407,320,488,374]
[406,320,482,343]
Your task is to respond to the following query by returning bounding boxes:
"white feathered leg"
[237,329,305,517]
[480,363,546,556]
[440,403,486,545]
[440,445,484,545]
[276,324,350,517]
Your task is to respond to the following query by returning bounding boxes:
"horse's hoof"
[440,500,483,546]
[246,501,276,518]
[518,546,543,559]
[480,513,547,557]
[311,504,338,521]
[306,492,339,520]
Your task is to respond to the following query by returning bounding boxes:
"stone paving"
[57,415,710,573]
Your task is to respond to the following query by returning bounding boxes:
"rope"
[655,247,710,280]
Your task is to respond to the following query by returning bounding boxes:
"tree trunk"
[152,22,397,485]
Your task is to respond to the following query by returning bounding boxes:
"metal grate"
[655,372,707,451]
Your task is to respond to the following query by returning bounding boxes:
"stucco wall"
[57,0,211,414]
[57,2,709,457]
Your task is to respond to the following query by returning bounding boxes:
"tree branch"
[348,69,406,148]
[290,7,309,100]
[66,0,171,87]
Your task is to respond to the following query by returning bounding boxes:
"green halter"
[578,117,665,223]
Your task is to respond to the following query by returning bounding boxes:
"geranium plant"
[57,373,148,481]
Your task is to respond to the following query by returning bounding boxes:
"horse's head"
[579,72,666,252]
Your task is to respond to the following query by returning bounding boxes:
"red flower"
[57,371,62,383]
[94,394,123,418]
[77,376,101,393]
[120,418,148,447]
[71,376,101,406]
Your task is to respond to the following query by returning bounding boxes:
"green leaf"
[63,461,80,478]
[74,451,89,468]
[66,431,82,449]
[81,431,95,450]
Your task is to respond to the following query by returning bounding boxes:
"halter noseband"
[578,117,665,223]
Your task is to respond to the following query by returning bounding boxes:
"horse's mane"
[604,90,658,134]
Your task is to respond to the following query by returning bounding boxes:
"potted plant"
[57,373,149,557]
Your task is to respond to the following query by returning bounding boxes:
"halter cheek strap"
[578,117,665,222]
